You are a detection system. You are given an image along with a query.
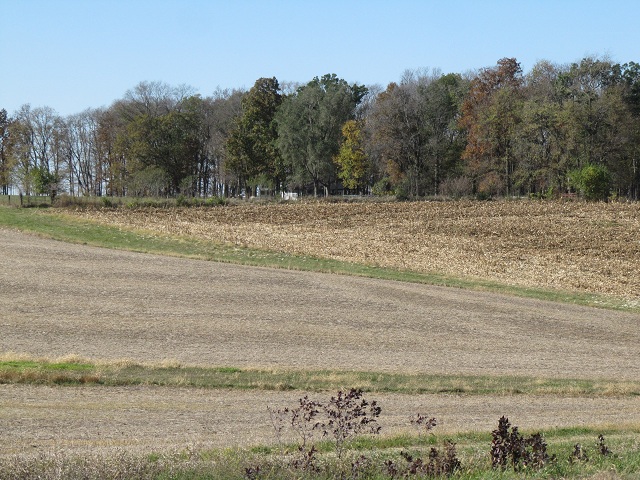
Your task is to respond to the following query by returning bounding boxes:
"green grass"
[0,360,93,371]
[0,194,53,207]
[0,205,635,312]
[1,425,638,479]
[2,358,639,396]
[191,426,640,479]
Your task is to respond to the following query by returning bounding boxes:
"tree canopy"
[276,74,367,196]
[226,77,283,196]
[3,56,640,200]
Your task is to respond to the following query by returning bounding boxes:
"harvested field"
[2,385,640,455]
[2,228,639,378]
[65,200,640,302]
[1,226,639,457]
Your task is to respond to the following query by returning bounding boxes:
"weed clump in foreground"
[261,389,462,479]
[490,415,555,471]
[265,388,382,475]
[490,416,617,475]
[254,401,621,479]
[382,442,461,478]
[569,433,613,465]
[409,413,437,437]
[322,388,382,460]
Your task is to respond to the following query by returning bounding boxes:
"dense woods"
[2,56,640,200]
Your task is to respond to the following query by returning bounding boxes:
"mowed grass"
[0,204,634,312]
[2,356,640,397]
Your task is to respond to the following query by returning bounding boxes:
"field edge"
[0,205,636,313]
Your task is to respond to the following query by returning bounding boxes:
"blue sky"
[2,0,639,117]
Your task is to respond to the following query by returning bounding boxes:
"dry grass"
[65,199,640,302]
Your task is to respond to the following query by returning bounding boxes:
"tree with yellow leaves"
[333,120,368,193]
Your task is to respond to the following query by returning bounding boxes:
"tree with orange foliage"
[459,58,524,197]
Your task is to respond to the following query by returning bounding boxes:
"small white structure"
[281,192,299,201]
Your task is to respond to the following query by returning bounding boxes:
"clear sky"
[2,0,639,117]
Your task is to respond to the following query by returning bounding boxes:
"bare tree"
[0,109,12,194]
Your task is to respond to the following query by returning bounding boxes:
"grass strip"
[260,426,640,480]
[1,359,639,396]
[0,206,634,312]
[2,423,637,479]
[254,424,638,455]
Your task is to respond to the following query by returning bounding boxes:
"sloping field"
[1,225,639,456]
[65,200,640,303]
[1,228,639,377]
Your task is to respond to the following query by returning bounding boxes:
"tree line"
[1,56,639,201]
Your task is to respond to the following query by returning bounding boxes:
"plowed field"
[1,213,640,456]
[65,200,640,303]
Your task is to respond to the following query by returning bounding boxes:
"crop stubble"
[2,385,640,456]
[67,200,640,302]
[1,201,640,455]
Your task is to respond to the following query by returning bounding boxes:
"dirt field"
[2,228,639,377]
[65,200,640,302]
[1,227,639,455]
[3,385,640,455]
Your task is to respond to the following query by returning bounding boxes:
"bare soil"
[2,385,639,455]
[1,228,639,455]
